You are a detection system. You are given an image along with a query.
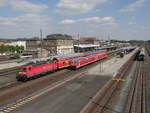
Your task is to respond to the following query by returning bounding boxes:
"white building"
[10,41,26,50]
[42,34,74,56]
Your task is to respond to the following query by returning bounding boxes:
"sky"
[0,0,150,40]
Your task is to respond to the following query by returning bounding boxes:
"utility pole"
[78,33,80,53]
[108,35,111,46]
[40,29,43,58]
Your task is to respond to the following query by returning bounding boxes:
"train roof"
[139,51,145,56]
[52,53,83,59]
[22,59,53,66]
[123,46,135,50]
[72,54,98,61]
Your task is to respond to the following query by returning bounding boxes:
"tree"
[0,45,24,53]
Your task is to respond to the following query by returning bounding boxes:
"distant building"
[25,34,74,57]
[25,38,40,58]
[0,39,26,50]
[0,42,5,46]
[42,34,74,56]
[74,44,99,52]
[0,41,12,46]
[74,37,100,52]
[80,37,100,45]
[10,41,26,50]
[26,38,40,51]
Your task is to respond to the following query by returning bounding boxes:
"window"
[19,67,26,71]
[29,67,32,71]
[72,60,76,64]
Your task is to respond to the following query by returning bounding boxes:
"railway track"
[80,49,138,113]
[0,67,18,77]
[0,67,18,90]
[123,62,143,113]
[123,47,150,113]
[145,47,150,57]
[144,47,150,113]
[80,48,150,113]
[92,53,135,113]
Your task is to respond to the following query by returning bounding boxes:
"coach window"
[29,67,32,71]
[72,60,76,64]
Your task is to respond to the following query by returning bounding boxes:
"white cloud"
[0,13,52,38]
[101,17,115,23]
[59,16,115,24]
[59,19,77,24]
[0,14,51,30]
[0,14,51,26]
[0,21,16,25]
[56,0,108,15]
[120,0,146,13]
[128,22,137,25]
[0,0,6,7]
[10,0,48,13]
[0,0,48,13]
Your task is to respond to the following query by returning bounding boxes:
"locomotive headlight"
[19,72,26,74]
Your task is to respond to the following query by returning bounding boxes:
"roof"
[80,37,96,41]
[27,37,40,41]
[74,44,99,48]
[52,53,83,59]
[22,59,53,66]
[45,34,73,40]
[123,46,135,50]
[73,57,87,61]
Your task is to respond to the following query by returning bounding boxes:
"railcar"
[70,51,108,69]
[123,46,136,54]
[53,58,71,69]
[137,48,145,61]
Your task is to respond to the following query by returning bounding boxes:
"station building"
[25,34,74,57]
[74,37,100,52]
[42,34,74,56]
[74,44,99,52]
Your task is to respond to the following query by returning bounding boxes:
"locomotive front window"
[19,67,26,71]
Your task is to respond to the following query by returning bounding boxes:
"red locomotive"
[16,60,57,81]
[16,50,108,81]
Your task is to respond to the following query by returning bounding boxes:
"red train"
[70,50,108,69]
[16,50,108,81]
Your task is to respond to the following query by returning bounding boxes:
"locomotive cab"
[16,66,31,81]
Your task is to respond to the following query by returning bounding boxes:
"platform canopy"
[74,44,99,48]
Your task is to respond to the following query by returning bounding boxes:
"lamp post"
[78,33,80,53]
[40,29,43,58]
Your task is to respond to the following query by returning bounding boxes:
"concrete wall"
[57,46,74,55]
[26,40,40,51]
